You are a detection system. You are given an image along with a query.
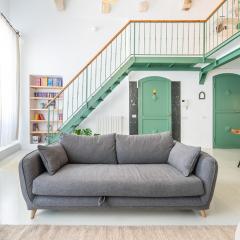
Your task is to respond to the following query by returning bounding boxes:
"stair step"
[113,81,120,86]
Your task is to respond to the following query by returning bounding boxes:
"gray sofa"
[19,132,218,219]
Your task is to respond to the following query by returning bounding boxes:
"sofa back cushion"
[60,133,117,164]
[168,142,201,177]
[116,132,174,164]
[38,143,68,175]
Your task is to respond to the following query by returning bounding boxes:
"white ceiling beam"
[54,0,65,11]
[102,1,111,14]
[182,0,192,11]
[139,1,149,13]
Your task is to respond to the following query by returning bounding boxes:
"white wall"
[0,0,9,16]
[6,0,231,148]
[81,67,240,149]
[80,77,129,135]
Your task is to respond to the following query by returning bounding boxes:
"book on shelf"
[32,123,39,131]
[33,76,63,87]
[41,77,48,86]
[39,114,45,120]
[48,99,56,108]
[34,92,59,98]
[34,113,45,120]
[35,77,41,86]
[48,78,53,86]
[53,77,63,87]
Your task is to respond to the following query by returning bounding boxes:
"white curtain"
[0,15,20,147]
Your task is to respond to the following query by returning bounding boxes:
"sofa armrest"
[19,150,46,209]
[194,151,218,209]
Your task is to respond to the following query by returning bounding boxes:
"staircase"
[46,0,240,144]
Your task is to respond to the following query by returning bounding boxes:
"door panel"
[214,73,240,148]
[215,113,240,148]
[142,119,170,134]
[138,77,171,134]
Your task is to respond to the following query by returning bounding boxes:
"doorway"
[138,77,172,134]
[213,73,240,148]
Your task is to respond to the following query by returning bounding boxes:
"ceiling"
[5,0,224,21]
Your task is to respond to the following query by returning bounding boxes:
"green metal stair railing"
[46,0,240,143]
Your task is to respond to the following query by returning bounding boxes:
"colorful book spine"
[58,78,63,86]
[52,78,57,87]
[35,78,41,86]
[41,77,48,86]
[48,78,53,86]
[52,77,63,86]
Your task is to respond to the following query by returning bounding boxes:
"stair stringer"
[48,57,135,144]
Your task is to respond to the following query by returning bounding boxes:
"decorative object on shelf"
[40,102,46,109]
[54,0,65,11]
[138,0,149,12]
[182,0,192,11]
[74,128,93,136]
[199,91,206,100]
[32,136,40,144]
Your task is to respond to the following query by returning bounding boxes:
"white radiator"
[97,116,124,135]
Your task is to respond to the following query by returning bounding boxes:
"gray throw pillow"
[38,143,68,175]
[116,132,174,164]
[168,142,201,177]
[60,133,117,164]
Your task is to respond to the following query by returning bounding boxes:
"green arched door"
[213,73,240,148]
[138,76,172,134]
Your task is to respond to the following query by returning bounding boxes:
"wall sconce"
[199,91,206,100]
[152,89,157,101]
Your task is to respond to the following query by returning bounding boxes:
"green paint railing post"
[86,68,88,107]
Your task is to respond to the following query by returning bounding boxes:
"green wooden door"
[138,77,171,134]
[214,73,240,148]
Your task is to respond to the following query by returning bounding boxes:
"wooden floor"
[0,225,236,240]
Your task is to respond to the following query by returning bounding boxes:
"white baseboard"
[0,141,21,161]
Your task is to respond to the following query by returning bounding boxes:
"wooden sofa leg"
[200,210,207,218]
[30,209,37,219]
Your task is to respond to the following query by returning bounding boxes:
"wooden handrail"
[46,0,228,108]
[46,20,131,107]
[129,19,206,23]
[205,0,227,21]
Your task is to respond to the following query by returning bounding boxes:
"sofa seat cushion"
[32,164,204,198]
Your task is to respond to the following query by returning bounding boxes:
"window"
[0,14,20,147]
